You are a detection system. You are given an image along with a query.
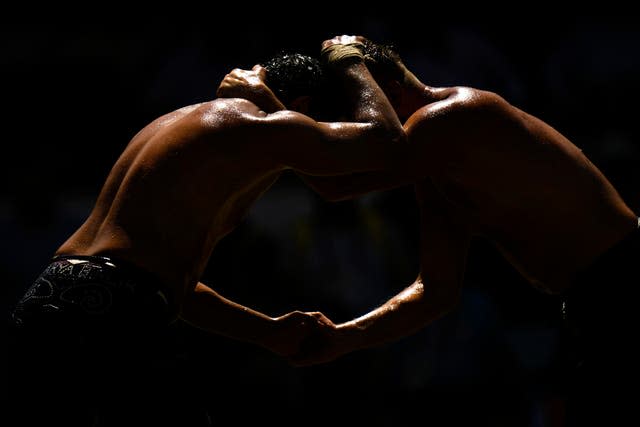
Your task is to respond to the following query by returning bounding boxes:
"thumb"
[252,64,266,79]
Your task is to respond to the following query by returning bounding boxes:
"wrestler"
[6,35,405,426]
[288,38,637,426]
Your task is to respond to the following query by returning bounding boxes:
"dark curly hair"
[260,52,326,106]
[362,39,405,82]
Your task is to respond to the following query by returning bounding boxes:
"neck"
[402,80,437,113]
[394,61,446,117]
[397,63,438,107]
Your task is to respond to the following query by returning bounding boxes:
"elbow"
[376,125,409,168]
[312,187,343,202]
[296,173,358,202]
[377,123,407,146]
[322,193,354,203]
[367,121,406,145]
[309,186,354,203]
[391,127,408,146]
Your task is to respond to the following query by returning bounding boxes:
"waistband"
[50,254,171,306]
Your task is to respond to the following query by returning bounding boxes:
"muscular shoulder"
[199,98,266,123]
[407,87,510,129]
[403,87,517,163]
[424,87,506,116]
[195,98,309,130]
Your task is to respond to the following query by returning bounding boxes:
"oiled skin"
[55,47,405,355]
[294,58,637,362]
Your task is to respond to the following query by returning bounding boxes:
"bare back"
[409,87,637,292]
[55,66,407,314]
[56,99,289,311]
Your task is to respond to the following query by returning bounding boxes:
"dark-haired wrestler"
[285,38,637,426]
[6,35,405,426]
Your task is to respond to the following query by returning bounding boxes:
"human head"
[362,40,405,83]
[260,52,329,117]
[361,39,417,121]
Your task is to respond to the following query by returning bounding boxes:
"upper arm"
[405,88,506,161]
[254,110,407,176]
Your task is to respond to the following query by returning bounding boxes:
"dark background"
[2,11,639,426]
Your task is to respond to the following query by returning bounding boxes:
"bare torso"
[410,87,638,293]
[56,99,286,313]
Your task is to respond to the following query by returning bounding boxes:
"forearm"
[337,279,457,351]
[322,37,404,143]
[338,62,405,142]
[179,282,276,348]
[250,86,286,113]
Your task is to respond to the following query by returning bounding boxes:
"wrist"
[336,321,366,351]
[321,42,365,68]
[255,316,279,348]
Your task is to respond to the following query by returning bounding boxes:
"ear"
[289,96,312,114]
